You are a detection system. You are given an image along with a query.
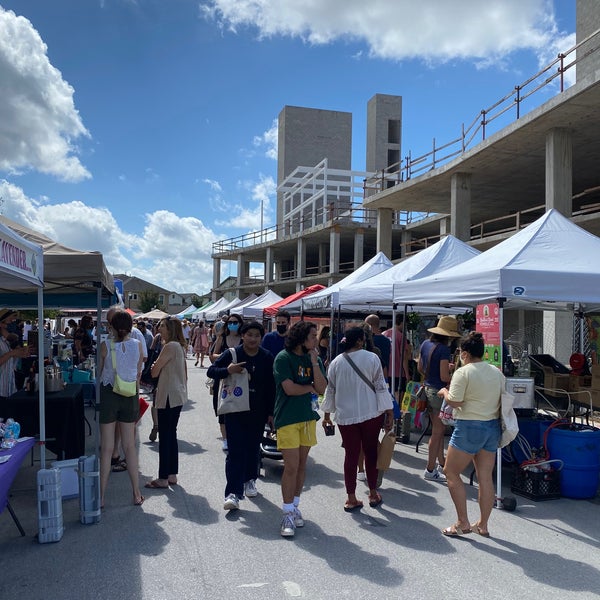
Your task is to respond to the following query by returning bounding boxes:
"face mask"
[276,324,288,335]
[228,323,239,333]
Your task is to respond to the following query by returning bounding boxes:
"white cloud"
[0,8,91,182]
[253,119,278,160]
[203,178,223,192]
[214,174,276,229]
[202,0,565,65]
[0,179,219,294]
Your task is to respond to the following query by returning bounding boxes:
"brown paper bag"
[377,430,397,470]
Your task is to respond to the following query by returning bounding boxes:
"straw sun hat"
[427,315,461,337]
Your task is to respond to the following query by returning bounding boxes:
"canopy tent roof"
[263,284,326,318]
[242,290,284,319]
[190,300,214,317]
[173,304,197,319]
[0,216,114,308]
[217,296,244,315]
[203,297,235,322]
[340,235,481,308]
[392,209,600,311]
[0,220,44,289]
[226,294,258,315]
[139,308,170,320]
[286,251,394,313]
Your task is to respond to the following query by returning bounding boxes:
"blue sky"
[0,0,576,294]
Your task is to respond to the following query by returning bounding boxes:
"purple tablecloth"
[0,437,35,514]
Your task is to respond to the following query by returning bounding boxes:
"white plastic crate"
[51,459,79,499]
[38,524,64,543]
[37,468,64,544]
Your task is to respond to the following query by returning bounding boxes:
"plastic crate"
[511,466,561,501]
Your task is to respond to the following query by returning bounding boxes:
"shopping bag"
[377,430,397,470]
[499,392,519,448]
[137,397,150,423]
[216,348,250,415]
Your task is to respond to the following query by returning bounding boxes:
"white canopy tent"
[391,209,600,505]
[242,290,284,319]
[392,209,600,311]
[227,294,258,316]
[340,235,481,309]
[0,222,46,465]
[286,251,394,314]
[173,304,197,319]
[202,297,233,322]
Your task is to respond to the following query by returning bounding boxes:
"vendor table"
[0,437,36,535]
[0,384,85,460]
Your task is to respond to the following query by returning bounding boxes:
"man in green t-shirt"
[273,321,327,538]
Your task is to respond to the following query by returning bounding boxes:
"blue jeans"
[157,399,182,479]
[224,412,265,498]
[449,418,501,454]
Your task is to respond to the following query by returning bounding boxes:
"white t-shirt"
[447,361,504,421]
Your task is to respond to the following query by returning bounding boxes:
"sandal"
[343,500,364,512]
[368,492,383,508]
[144,479,169,489]
[111,458,127,472]
[167,477,178,485]
[149,427,158,442]
[442,524,472,537]
[472,524,490,537]
[133,495,145,506]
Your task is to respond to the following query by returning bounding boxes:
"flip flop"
[343,500,364,512]
[167,478,178,486]
[472,524,490,537]
[133,495,145,506]
[144,480,169,489]
[442,524,472,537]
[368,493,383,508]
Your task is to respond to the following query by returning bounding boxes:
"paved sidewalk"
[1,359,599,600]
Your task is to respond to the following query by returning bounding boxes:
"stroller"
[259,425,282,469]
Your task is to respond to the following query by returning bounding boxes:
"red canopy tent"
[263,284,326,317]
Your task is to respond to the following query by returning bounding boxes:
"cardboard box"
[574,388,600,410]
[578,375,592,388]
[544,372,572,393]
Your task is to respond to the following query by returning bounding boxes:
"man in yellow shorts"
[273,321,327,537]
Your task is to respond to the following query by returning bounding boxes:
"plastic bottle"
[1,418,20,449]
[310,393,319,412]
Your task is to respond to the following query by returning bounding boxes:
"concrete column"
[545,128,572,216]
[400,230,411,259]
[439,216,451,237]
[330,226,340,275]
[450,172,471,241]
[236,254,248,288]
[265,246,274,284]
[212,258,221,291]
[297,238,306,279]
[319,243,328,274]
[376,208,393,258]
[354,229,365,268]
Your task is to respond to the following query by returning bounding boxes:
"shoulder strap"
[229,347,237,363]
[110,340,116,371]
[343,353,376,392]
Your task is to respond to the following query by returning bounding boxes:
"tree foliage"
[139,290,164,313]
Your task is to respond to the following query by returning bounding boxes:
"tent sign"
[0,232,38,279]
[476,303,501,368]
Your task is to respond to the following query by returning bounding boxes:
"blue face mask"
[228,323,239,333]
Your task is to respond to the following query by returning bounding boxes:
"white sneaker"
[244,479,258,498]
[293,507,304,527]
[424,468,447,482]
[223,493,239,510]
[357,471,366,482]
[280,511,296,537]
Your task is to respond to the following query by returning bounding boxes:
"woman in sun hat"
[418,315,462,482]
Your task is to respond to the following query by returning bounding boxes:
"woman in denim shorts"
[437,331,504,538]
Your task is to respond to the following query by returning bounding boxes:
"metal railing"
[364,27,600,195]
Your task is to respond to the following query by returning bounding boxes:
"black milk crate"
[511,466,561,501]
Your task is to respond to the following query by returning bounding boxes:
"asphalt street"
[1,356,599,600]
